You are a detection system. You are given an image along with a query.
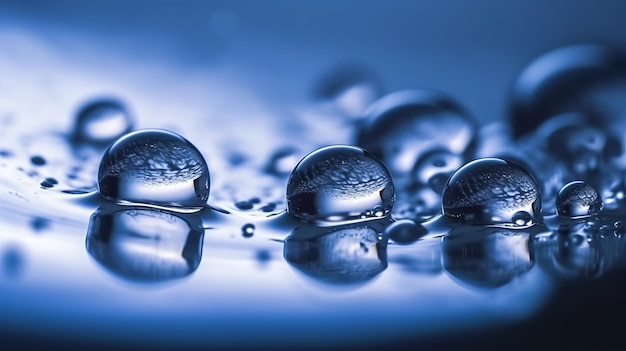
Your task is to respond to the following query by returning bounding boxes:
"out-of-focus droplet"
[263,146,303,177]
[30,155,46,166]
[412,148,463,194]
[283,221,388,285]
[384,219,428,245]
[97,129,210,213]
[312,63,383,119]
[242,223,255,238]
[72,97,134,146]
[442,226,535,288]
[1,245,25,279]
[509,44,626,140]
[556,180,603,219]
[355,89,476,179]
[442,158,541,228]
[286,145,395,225]
[86,206,204,283]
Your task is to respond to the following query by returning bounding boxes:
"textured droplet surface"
[72,97,134,145]
[442,158,541,228]
[355,89,475,179]
[97,129,210,212]
[556,180,603,219]
[85,206,204,282]
[286,145,395,225]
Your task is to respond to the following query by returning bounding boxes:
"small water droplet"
[384,219,428,244]
[72,97,134,145]
[555,180,603,219]
[30,155,46,166]
[286,145,395,225]
[442,157,541,228]
[355,89,475,178]
[97,129,210,213]
[235,201,253,210]
[242,223,255,238]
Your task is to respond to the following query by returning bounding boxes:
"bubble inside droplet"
[72,97,134,145]
[556,180,603,219]
[441,157,541,228]
[97,129,210,213]
[286,145,395,225]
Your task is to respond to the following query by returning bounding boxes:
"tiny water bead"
[441,158,541,228]
[30,155,46,166]
[355,89,475,178]
[556,181,603,219]
[242,223,255,238]
[97,129,210,213]
[286,145,395,225]
[71,97,134,146]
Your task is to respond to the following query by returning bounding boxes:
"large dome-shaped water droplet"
[286,145,395,225]
[72,97,134,146]
[556,180,603,219]
[97,129,210,212]
[441,158,541,228]
[355,89,476,179]
[509,44,626,140]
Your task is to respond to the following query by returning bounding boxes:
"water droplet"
[312,63,383,118]
[264,146,302,177]
[510,44,626,139]
[286,145,395,225]
[97,129,210,213]
[284,222,388,285]
[86,206,204,282]
[242,223,255,238]
[72,97,134,145]
[355,89,475,178]
[384,219,428,245]
[441,157,541,228]
[556,180,603,219]
[235,201,253,210]
[40,177,58,188]
[30,155,46,166]
[412,148,463,193]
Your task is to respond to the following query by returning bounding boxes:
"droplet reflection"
[86,206,204,283]
[283,219,389,286]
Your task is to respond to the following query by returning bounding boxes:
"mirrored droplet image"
[97,129,210,213]
[556,180,603,219]
[442,226,535,289]
[354,89,476,179]
[286,144,395,225]
[85,206,204,283]
[384,218,428,245]
[71,97,134,146]
[283,220,388,287]
[441,157,542,228]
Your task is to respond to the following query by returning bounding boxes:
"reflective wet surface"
[2,2,626,351]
